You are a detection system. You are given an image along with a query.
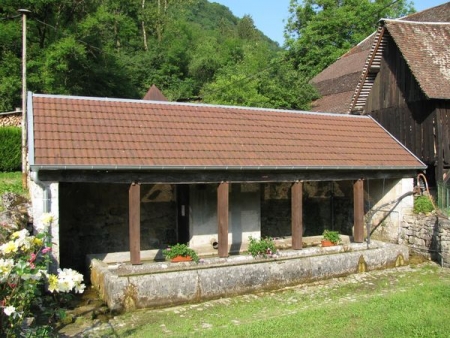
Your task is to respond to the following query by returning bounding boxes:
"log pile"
[0,114,22,127]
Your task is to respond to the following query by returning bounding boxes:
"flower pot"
[171,255,193,262]
[321,240,334,247]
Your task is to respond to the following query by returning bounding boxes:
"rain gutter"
[30,164,426,172]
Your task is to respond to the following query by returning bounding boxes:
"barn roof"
[382,20,450,99]
[310,2,450,114]
[350,20,450,112]
[142,84,168,101]
[27,93,425,175]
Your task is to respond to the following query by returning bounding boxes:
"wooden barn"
[310,2,450,114]
[349,19,450,206]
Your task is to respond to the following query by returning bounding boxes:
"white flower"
[3,306,15,316]
[15,235,34,251]
[0,241,18,254]
[21,273,32,280]
[32,270,47,280]
[11,228,29,240]
[55,268,85,294]
[74,282,86,294]
[40,213,54,225]
[36,213,55,233]
[0,258,15,282]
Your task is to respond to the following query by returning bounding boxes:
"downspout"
[30,170,51,213]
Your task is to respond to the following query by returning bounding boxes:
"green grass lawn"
[0,171,27,211]
[106,263,450,338]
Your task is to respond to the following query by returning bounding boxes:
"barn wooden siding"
[436,103,450,181]
[366,35,436,164]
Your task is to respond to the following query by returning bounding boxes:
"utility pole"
[18,9,31,188]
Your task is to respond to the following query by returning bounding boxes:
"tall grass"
[0,172,25,196]
[110,263,450,338]
[0,172,27,211]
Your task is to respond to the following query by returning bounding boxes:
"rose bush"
[0,213,85,336]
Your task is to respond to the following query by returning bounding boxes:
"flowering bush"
[247,236,277,258]
[0,213,85,336]
[163,243,199,263]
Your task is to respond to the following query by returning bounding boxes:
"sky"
[210,0,449,45]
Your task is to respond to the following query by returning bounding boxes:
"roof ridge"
[30,92,370,120]
[381,18,450,25]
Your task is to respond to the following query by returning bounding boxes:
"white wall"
[189,184,260,255]
[366,178,414,242]
[29,179,60,266]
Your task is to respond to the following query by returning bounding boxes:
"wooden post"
[291,181,303,250]
[217,182,229,257]
[435,109,444,184]
[129,182,141,264]
[353,179,364,243]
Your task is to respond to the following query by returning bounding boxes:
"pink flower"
[29,253,37,263]
[42,247,52,254]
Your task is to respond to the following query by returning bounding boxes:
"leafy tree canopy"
[285,0,415,78]
[1,0,316,112]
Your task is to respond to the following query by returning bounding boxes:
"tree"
[201,44,318,110]
[285,0,414,78]
[0,0,293,110]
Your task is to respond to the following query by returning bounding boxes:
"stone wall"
[399,212,450,267]
[58,183,176,274]
[261,181,354,238]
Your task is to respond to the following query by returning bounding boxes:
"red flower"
[42,247,52,254]
[29,253,37,263]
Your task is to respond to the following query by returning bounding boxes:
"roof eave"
[30,164,427,172]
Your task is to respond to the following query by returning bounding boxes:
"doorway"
[177,185,190,243]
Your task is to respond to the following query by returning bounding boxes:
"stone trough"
[88,237,408,312]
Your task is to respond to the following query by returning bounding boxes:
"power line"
[33,18,105,54]
[0,14,21,21]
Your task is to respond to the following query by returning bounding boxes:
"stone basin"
[88,238,408,312]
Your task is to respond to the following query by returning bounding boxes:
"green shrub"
[247,236,277,258]
[0,127,21,171]
[413,196,434,214]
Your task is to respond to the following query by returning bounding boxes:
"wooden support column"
[217,182,229,257]
[291,181,303,250]
[129,182,141,265]
[353,179,364,243]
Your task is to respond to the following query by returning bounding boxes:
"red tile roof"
[28,94,424,171]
